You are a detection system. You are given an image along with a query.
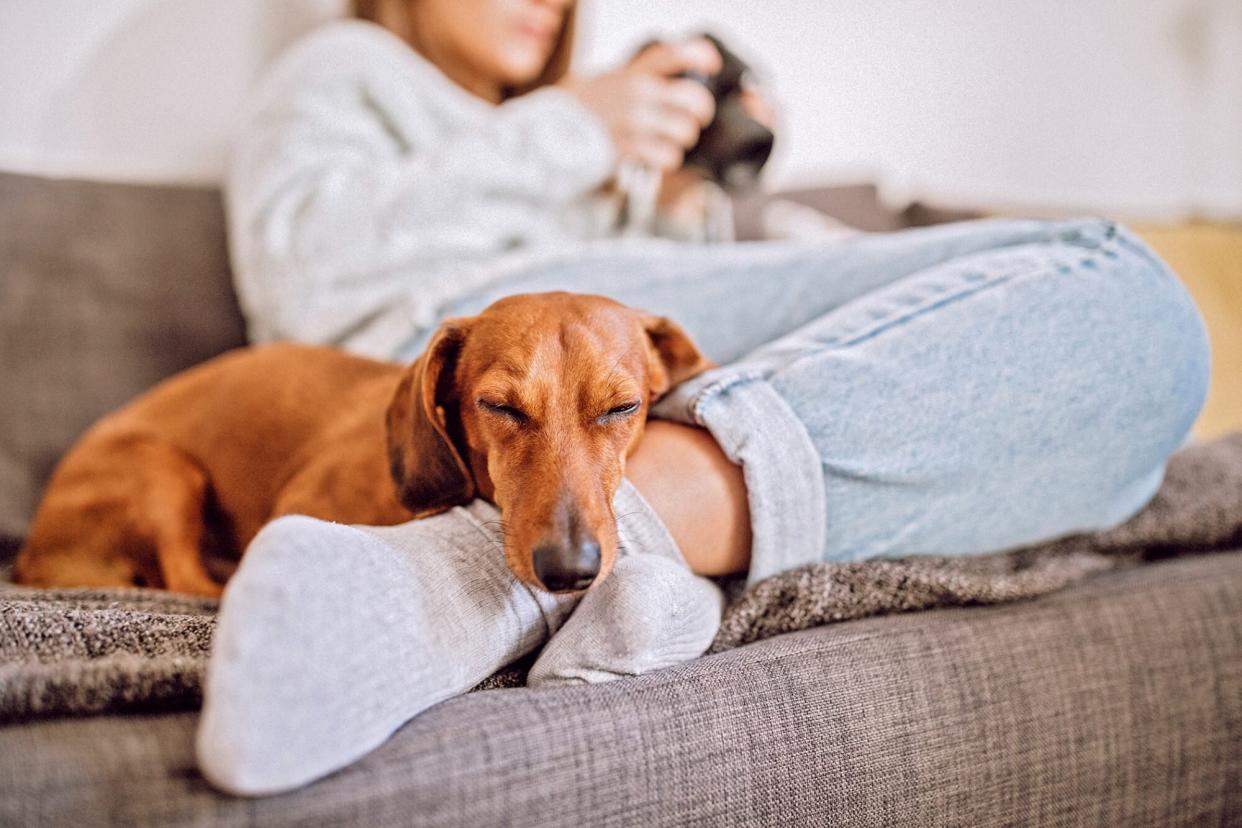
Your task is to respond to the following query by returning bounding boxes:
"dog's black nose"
[533,539,601,592]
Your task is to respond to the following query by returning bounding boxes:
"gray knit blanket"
[3,433,1240,720]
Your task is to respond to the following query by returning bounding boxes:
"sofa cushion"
[1,550,1238,826]
[0,172,247,541]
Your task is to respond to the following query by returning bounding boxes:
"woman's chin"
[495,51,551,84]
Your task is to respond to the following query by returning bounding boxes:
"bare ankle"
[626,420,752,576]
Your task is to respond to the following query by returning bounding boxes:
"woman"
[202,0,1211,794]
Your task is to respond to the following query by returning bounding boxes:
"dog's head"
[386,292,709,593]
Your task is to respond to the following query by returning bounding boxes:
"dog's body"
[15,293,708,597]
[14,344,414,595]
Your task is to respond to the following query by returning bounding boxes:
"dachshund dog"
[14,292,710,597]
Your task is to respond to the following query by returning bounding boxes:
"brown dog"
[13,292,709,597]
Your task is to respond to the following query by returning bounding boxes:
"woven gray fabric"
[2,551,1239,827]
[0,587,216,719]
[2,432,1240,720]
[0,172,247,540]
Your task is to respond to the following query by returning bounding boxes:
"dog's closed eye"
[478,399,529,425]
[596,401,642,425]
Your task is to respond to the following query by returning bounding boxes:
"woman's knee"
[1061,219,1210,461]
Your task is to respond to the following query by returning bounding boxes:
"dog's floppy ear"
[643,314,713,399]
[386,321,476,516]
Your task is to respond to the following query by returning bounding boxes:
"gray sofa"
[1,171,1239,826]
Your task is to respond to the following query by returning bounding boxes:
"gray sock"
[197,501,578,796]
[528,482,724,687]
[197,483,722,796]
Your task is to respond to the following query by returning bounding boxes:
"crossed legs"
[643,218,1209,578]
[199,218,1209,794]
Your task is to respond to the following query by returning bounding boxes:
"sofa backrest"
[0,172,976,554]
[0,172,247,544]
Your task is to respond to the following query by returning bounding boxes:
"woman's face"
[408,0,572,102]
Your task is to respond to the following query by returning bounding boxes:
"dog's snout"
[533,538,601,593]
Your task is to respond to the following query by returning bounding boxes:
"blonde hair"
[351,0,577,100]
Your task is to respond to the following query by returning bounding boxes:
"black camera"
[679,33,774,189]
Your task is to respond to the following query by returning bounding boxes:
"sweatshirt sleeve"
[226,24,616,353]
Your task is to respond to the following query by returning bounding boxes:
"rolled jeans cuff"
[652,371,827,584]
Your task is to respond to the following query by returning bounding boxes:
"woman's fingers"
[620,98,709,169]
[662,78,716,128]
[558,36,721,171]
[627,136,684,172]
[628,36,721,79]
[739,86,777,131]
[632,104,701,149]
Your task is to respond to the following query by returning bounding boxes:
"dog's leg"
[14,505,158,591]
[138,442,224,598]
[16,436,220,595]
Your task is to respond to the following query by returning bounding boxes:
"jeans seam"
[677,219,1141,426]
[777,264,1043,382]
[777,220,1154,378]
[683,265,1042,417]
[1110,226,1176,278]
[1048,217,1117,248]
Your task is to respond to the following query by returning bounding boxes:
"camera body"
[679,33,774,189]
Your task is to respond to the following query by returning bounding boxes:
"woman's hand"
[558,37,721,172]
[655,166,711,218]
[654,79,778,228]
[739,84,777,132]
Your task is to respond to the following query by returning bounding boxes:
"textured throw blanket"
[3,433,1240,720]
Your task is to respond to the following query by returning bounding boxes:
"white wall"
[2,0,1239,219]
[0,0,339,182]
[579,0,1242,220]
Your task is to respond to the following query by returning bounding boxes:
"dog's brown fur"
[13,292,708,597]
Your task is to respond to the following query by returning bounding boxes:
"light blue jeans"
[420,218,1211,582]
